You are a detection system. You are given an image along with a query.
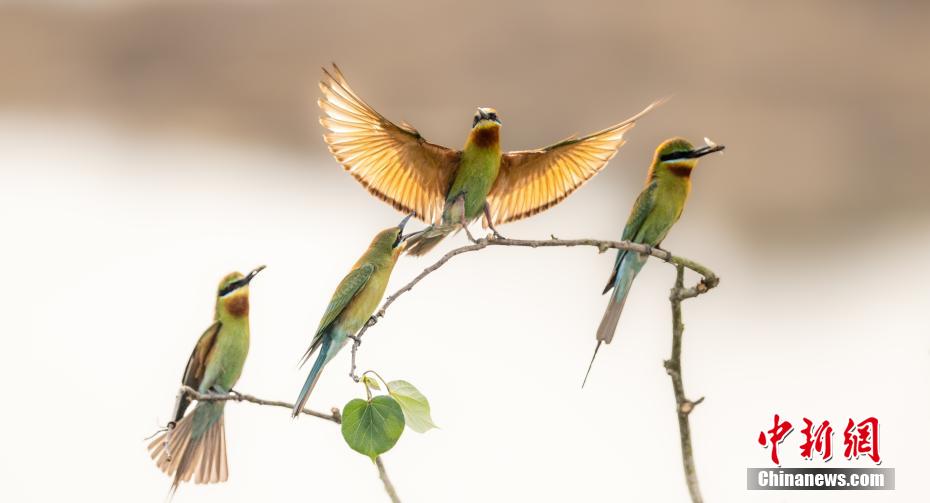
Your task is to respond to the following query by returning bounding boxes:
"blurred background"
[2,1,928,501]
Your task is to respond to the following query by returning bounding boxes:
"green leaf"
[362,374,381,391]
[387,380,438,433]
[340,396,405,460]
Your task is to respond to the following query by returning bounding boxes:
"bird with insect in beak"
[317,63,664,256]
[583,138,725,386]
[148,265,265,496]
[293,215,418,415]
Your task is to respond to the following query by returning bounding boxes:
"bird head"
[216,265,265,317]
[372,213,417,259]
[653,137,725,173]
[472,107,501,129]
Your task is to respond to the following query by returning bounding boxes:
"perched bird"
[317,63,662,256]
[583,138,724,385]
[148,265,265,495]
[293,216,415,416]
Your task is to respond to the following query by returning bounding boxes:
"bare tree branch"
[664,264,706,503]
[174,386,399,502]
[178,385,340,422]
[344,233,718,503]
[177,233,716,503]
[348,234,718,376]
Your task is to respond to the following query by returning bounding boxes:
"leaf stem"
[364,370,392,393]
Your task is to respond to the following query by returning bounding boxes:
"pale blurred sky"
[2,117,928,502]
[1,1,929,502]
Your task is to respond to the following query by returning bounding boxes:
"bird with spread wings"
[318,63,663,255]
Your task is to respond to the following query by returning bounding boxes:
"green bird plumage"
[583,138,724,385]
[148,266,264,495]
[318,63,662,256]
[405,110,503,255]
[292,217,412,416]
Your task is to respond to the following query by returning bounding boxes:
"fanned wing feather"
[487,100,663,225]
[319,64,460,223]
[173,321,222,422]
[300,263,375,366]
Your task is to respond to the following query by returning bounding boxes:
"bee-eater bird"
[148,265,265,495]
[293,216,414,416]
[583,138,724,385]
[318,63,663,256]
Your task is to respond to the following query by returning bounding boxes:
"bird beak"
[689,144,725,158]
[243,265,266,285]
[397,212,426,242]
[397,213,413,232]
[220,265,265,296]
[475,108,501,125]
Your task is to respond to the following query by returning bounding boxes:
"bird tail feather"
[595,252,648,344]
[581,340,602,388]
[292,335,331,417]
[148,400,228,498]
[405,225,450,256]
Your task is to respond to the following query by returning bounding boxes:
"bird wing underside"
[486,100,662,226]
[173,320,222,421]
[318,64,460,224]
[300,263,374,367]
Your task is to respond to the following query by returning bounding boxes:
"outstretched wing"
[173,321,222,421]
[486,100,662,225]
[300,263,375,366]
[319,64,460,223]
[602,181,658,293]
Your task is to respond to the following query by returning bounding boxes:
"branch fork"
[667,264,709,503]
[343,234,717,503]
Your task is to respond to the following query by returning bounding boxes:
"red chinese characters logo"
[800,418,833,461]
[757,414,793,465]
[844,417,881,464]
[758,415,880,465]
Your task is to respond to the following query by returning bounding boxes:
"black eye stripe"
[473,112,499,128]
[219,278,246,297]
[660,151,694,161]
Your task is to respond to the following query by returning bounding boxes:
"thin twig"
[348,234,718,374]
[375,456,401,503]
[664,264,705,503]
[348,239,488,376]
[349,318,378,382]
[179,385,339,422]
[174,386,400,502]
